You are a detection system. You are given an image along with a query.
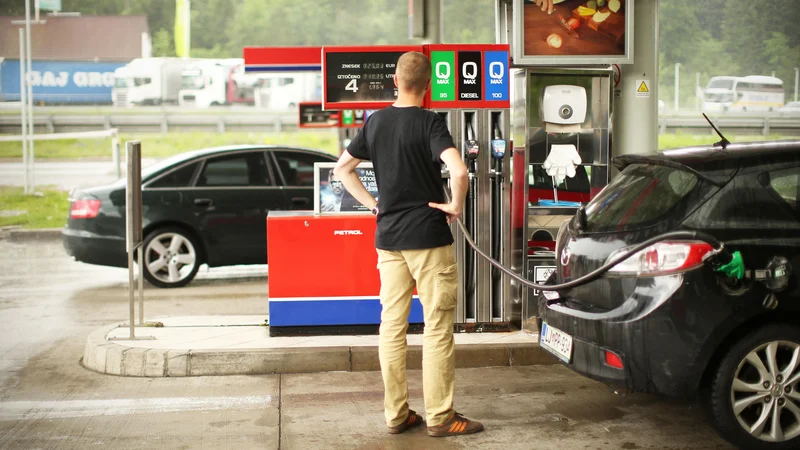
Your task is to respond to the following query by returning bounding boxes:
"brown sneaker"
[427,412,484,437]
[387,409,424,434]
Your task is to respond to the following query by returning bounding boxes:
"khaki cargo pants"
[376,244,458,428]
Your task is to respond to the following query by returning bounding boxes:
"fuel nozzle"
[465,121,479,161]
[491,124,506,160]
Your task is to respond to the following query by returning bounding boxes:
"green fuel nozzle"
[714,250,745,280]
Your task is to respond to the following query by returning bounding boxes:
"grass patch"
[0,131,340,160]
[0,186,68,229]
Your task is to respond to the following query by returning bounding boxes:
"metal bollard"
[110,140,154,341]
[112,133,121,179]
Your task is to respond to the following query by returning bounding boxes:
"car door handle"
[291,197,309,206]
[194,198,213,207]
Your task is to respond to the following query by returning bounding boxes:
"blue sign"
[484,51,509,102]
[0,60,125,104]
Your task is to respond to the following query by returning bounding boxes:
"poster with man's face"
[319,166,379,214]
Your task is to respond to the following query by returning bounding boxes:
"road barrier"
[1,109,798,135]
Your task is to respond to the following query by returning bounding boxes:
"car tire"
[708,324,800,449]
[141,226,201,288]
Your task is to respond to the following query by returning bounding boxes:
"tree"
[151,28,175,57]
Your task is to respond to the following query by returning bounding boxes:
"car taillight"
[70,199,101,219]
[605,241,714,277]
[605,350,624,369]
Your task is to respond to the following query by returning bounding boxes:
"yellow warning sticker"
[636,79,650,97]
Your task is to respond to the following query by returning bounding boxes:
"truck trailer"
[0,59,126,105]
[112,58,200,107]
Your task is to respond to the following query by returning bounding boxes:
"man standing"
[333,51,482,437]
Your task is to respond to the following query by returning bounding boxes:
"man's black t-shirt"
[346,106,456,251]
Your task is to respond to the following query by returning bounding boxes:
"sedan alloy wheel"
[142,228,200,288]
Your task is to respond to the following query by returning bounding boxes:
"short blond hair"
[395,51,431,94]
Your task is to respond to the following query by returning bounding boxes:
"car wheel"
[141,227,200,288]
[708,324,800,449]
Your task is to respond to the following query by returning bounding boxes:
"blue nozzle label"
[491,139,506,158]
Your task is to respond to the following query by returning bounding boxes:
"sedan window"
[272,151,333,187]
[148,162,200,188]
[197,153,270,187]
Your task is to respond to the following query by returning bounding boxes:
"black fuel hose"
[443,191,729,291]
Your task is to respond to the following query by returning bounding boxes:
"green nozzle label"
[431,51,455,102]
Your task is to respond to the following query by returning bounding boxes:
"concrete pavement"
[0,239,734,449]
[82,315,551,377]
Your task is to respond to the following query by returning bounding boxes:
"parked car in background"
[63,145,337,288]
[538,139,800,449]
[778,101,800,114]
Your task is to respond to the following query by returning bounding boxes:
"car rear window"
[765,167,799,211]
[148,162,199,188]
[584,164,699,232]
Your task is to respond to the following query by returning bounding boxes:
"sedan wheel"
[142,228,200,288]
[710,325,800,449]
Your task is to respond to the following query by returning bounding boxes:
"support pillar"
[612,0,659,159]
[420,0,443,45]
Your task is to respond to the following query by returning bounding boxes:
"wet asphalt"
[0,238,733,449]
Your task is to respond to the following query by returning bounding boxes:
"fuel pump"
[490,119,506,319]
[464,117,480,319]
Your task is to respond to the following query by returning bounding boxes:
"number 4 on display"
[346,79,358,93]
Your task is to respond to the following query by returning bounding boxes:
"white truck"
[178,58,242,108]
[254,72,322,110]
[112,58,199,107]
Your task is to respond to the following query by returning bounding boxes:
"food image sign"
[514,0,632,65]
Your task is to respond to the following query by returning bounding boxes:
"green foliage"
[0,131,340,159]
[0,187,68,230]
[151,28,175,57]
[659,0,799,108]
[1,0,797,104]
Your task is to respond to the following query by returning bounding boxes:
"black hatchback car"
[538,140,800,449]
[63,145,337,288]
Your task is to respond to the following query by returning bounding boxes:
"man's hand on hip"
[428,202,462,224]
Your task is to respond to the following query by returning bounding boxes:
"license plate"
[540,322,573,363]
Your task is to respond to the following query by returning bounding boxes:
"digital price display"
[322,46,423,110]
[298,103,339,128]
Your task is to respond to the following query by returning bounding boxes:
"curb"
[82,324,556,378]
[2,228,63,242]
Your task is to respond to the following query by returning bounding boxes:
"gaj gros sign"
[1,60,124,103]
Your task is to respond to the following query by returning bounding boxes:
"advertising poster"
[520,0,627,60]
[316,163,379,214]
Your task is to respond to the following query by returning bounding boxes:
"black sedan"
[538,140,800,449]
[63,145,337,288]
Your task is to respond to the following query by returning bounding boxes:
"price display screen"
[323,48,416,109]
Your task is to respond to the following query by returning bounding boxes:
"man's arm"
[333,150,378,211]
[429,147,468,224]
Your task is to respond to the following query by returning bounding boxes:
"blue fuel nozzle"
[491,139,506,160]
